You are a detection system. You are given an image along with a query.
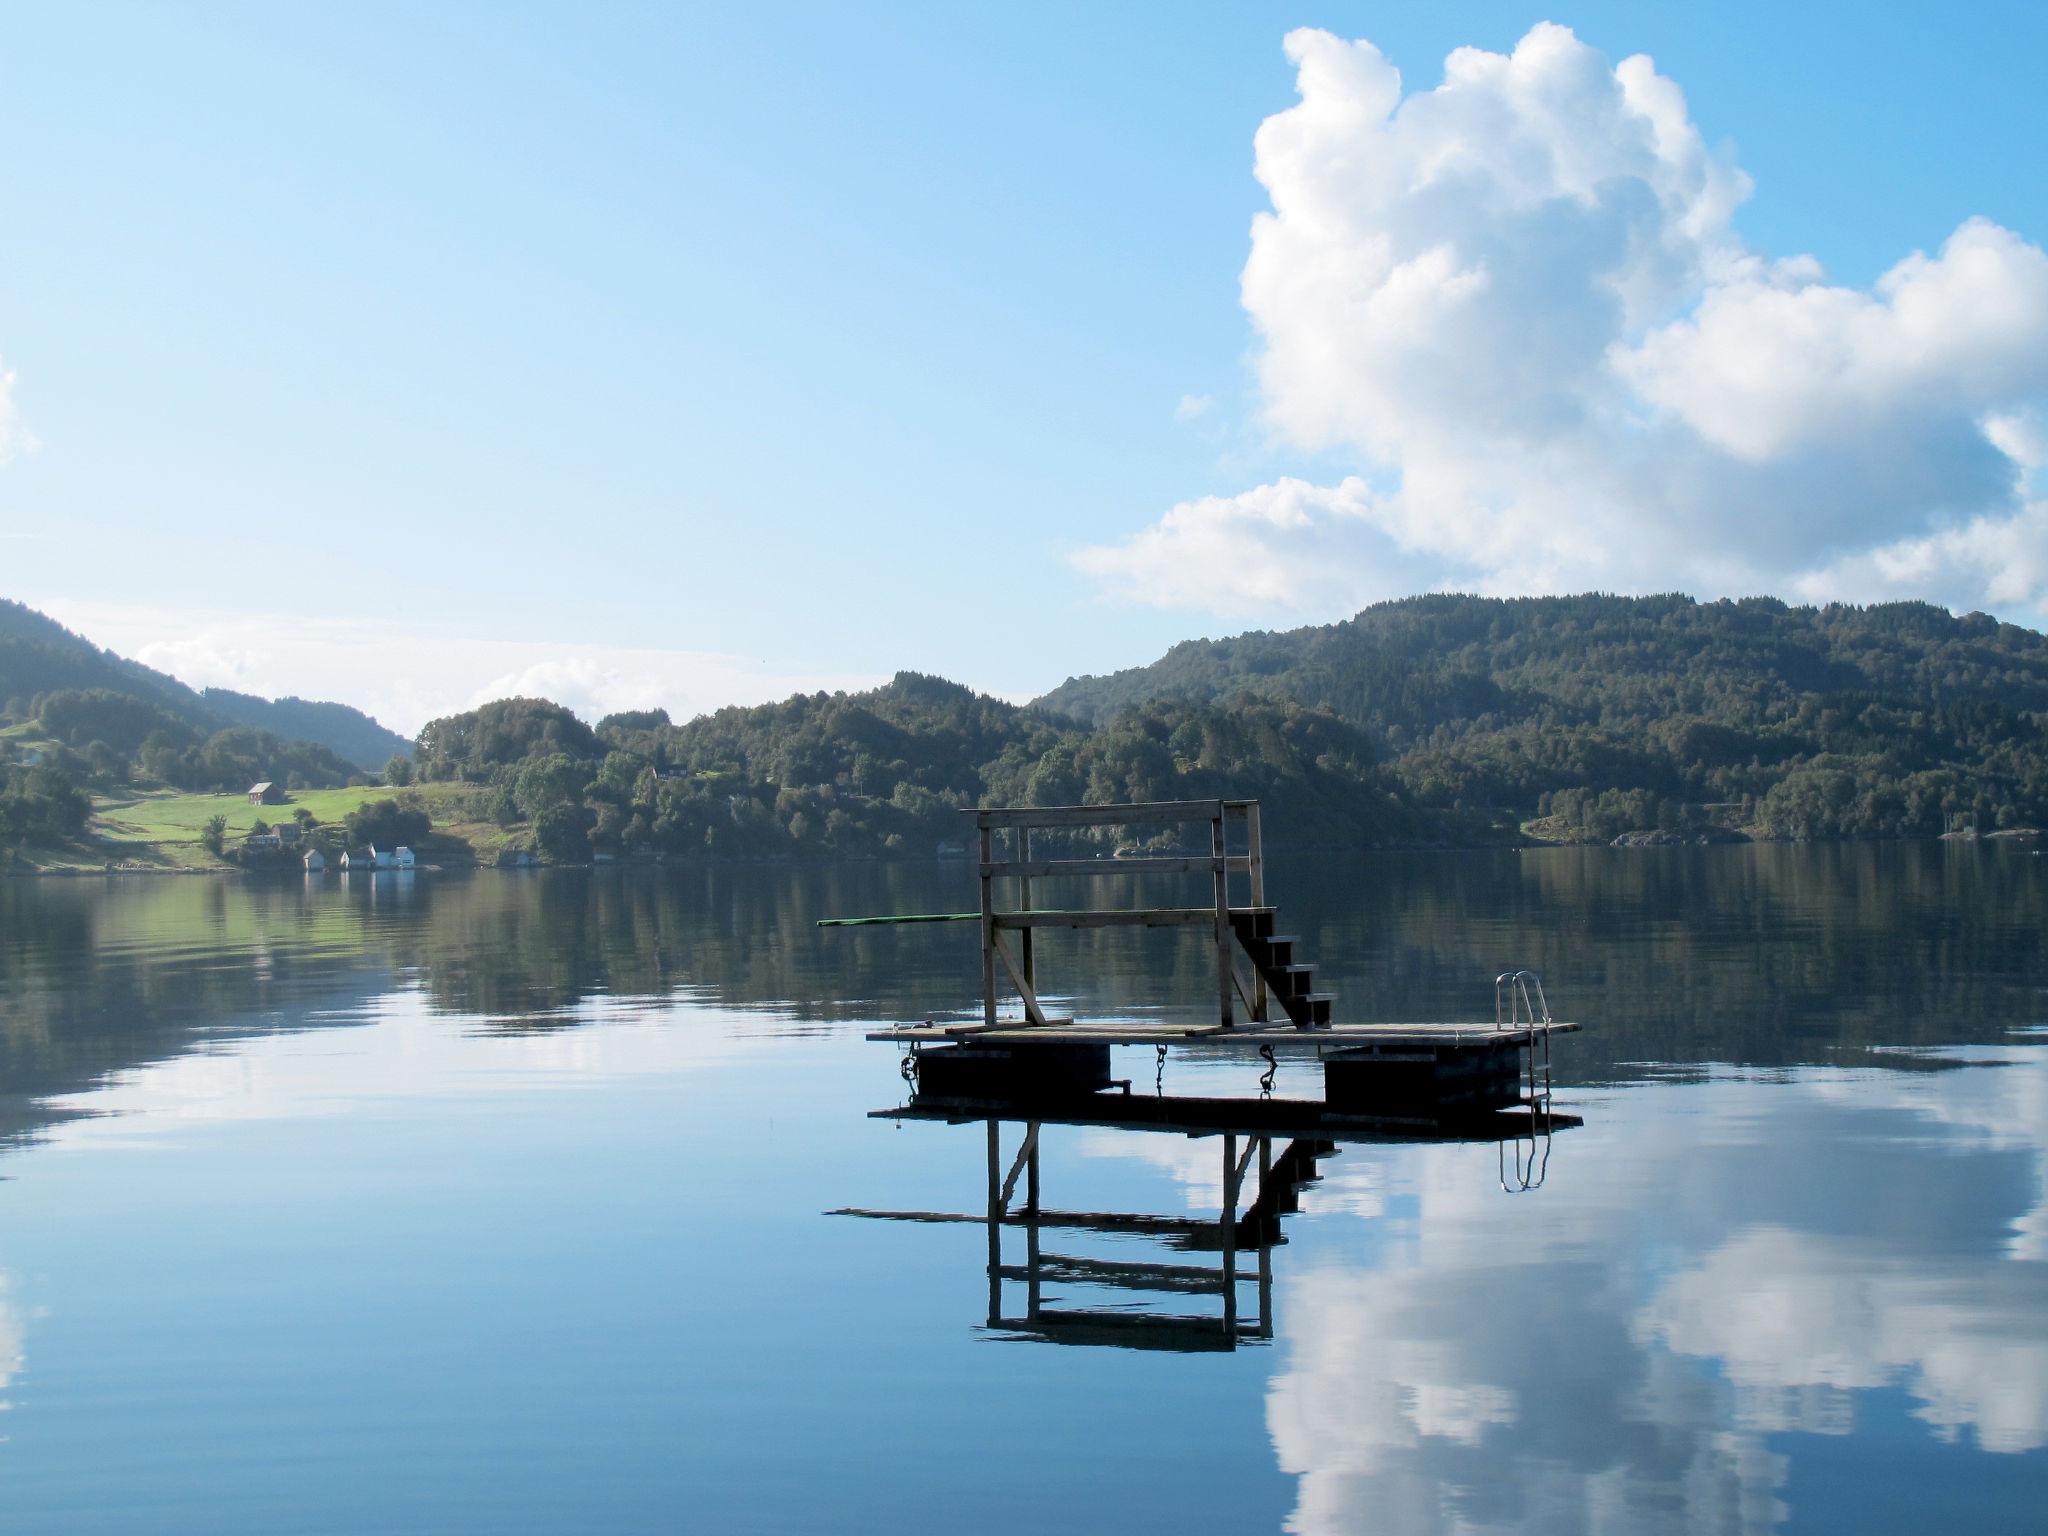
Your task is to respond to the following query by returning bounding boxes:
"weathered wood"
[968,800,1230,829]
[870,1020,1580,1049]
[1212,814,1233,1028]
[978,823,996,1028]
[1246,805,1267,1023]
[991,906,1272,930]
[979,856,1251,878]
[1016,826,1034,994]
[815,911,979,927]
[991,930,1051,1028]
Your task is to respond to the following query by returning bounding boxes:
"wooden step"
[1228,908,1277,940]
[1268,963,1318,998]
[1275,992,1335,1028]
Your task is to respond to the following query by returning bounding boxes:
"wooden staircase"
[1229,907,1335,1028]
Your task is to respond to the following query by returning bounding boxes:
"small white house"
[340,847,383,870]
[393,846,416,870]
[302,849,326,872]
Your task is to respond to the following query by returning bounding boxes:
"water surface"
[0,844,2042,1532]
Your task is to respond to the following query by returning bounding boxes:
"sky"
[3,2,2047,735]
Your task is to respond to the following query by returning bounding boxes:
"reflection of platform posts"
[980,1118,1276,1349]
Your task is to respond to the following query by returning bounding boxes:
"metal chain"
[1258,1042,1279,1098]
[1154,1043,1168,1095]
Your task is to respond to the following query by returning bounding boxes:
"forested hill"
[407,676,1431,860]
[0,598,410,770]
[1036,594,2048,841]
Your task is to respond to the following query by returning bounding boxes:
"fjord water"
[1,846,2043,1534]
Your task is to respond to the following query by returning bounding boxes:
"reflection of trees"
[0,876,396,1146]
[1280,842,2048,1077]
[3,843,2042,1148]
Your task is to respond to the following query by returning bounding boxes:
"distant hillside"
[0,598,408,769]
[410,671,1428,861]
[1038,594,2048,841]
[201,688,410,770]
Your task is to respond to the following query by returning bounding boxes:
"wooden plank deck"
[865,1019,1580,1052]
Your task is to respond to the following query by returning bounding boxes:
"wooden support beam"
[1212,813,1233,1028]
[969,800,1228,829]
[991,930,1052,1028]
[978,823,996,1028]
[978,856,1252,878]
[1016,826,1034,995]
[992,907,1270,930]
[1246,804,1268,1023]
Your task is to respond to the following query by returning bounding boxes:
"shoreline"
[8,826,2039,878]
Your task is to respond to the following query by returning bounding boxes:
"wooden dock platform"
[824,798,1580,1117]
[866,1019,1580,1053]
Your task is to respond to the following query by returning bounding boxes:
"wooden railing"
[966,800,1266,1029]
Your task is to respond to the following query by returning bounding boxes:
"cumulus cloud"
[1077,24,2048,624]
[1175,393,1216,421]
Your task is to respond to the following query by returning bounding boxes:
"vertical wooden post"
[1221,1131,1239,1337]
[1211,810,1234,1028]
[1247,803,1268,1023]
[985,1119,1002,1326]
[1017,824,1034,994]
[978,819,997,1027]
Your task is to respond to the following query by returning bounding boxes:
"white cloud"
[0,359,34,466]
[1078,24,2048,626]
[0,1275,20,1408]
[29,598,888,738]
[1175,392,1216,421]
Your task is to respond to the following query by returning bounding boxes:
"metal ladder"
[1495,970,1554,1192]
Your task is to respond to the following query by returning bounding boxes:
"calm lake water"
[1,844,2044,1533]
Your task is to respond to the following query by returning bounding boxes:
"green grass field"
[91,781,498,840]
[64,781,523,873]
[92,784,400,843]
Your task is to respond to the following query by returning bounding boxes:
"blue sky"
[4,3,2046,732]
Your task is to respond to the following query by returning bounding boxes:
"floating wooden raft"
[826,799,1578,1113]
[866,1020,1580,1052]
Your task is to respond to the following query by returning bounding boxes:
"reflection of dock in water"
[831,798,1587,1346]
[836,1090,1581,1351]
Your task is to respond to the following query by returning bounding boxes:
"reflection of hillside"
[0,877,400,1147]
[3,843,2041,1149]
[1278,842,2048,1077]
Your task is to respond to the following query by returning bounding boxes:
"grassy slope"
[12,781,523,875]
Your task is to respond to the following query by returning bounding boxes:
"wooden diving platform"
[822,799,1581,1116]
[866,1019,1580,1052]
